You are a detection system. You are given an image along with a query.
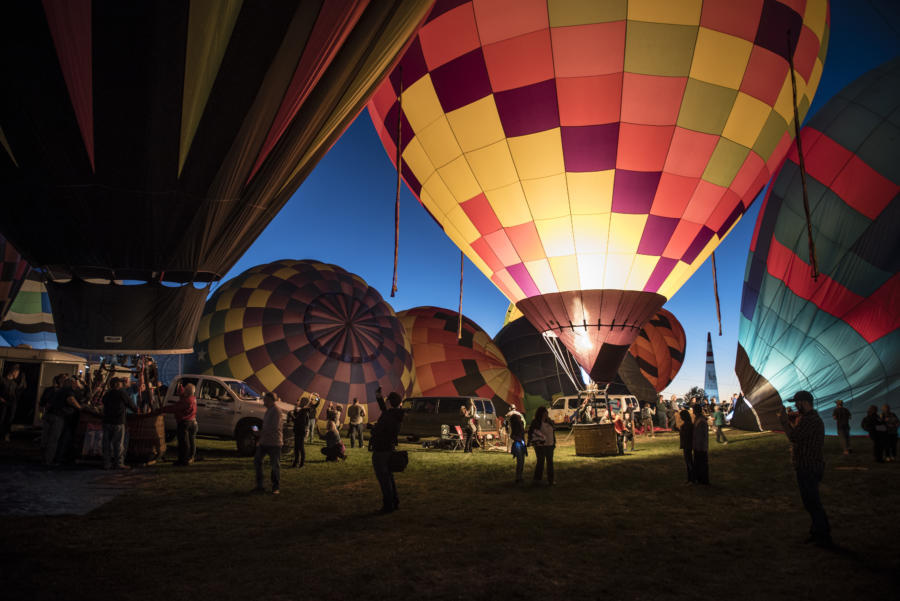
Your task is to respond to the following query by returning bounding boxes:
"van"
[163,374,294,455]
[548,394,638,426]
[0,347,86,429]
[399,396,499,440]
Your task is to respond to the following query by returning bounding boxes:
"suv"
[399,396,499,440]
[548,394,638,426]
[163,374,295,456]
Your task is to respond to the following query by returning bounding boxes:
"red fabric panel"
[793,25,820,80]
[683,180,727,223]
[664,127,719,177]
[470,237,504,272]
[741,45,788,105]
[42,0,94,171]
[550,21,625,78]
[557,73,622,126]
[700,0,764,41]
[461,193,503,235]
[483,28,553,91]
[506,222,545,263]
[830,155,899,221]
[662,220,703,260]
[650,173,700,218]
[616,124,675,171]
[843,273,900,345]
[793,128,851,187]
[621,73,686,126]
[471,0,548,46]
[419,2,479,69]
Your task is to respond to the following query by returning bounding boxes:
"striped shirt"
[786,410,825,472]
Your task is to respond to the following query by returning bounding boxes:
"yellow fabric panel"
[0,126,18,167]
[567,170,615,214]
[548,0,626,26]
[446,95,506,152]
[572,213,610,254]
[804,0,829,40]
[524,259,559,294]
[805,59,824,116]
[607,213,647,254]
[446,205,481,244]
[241,273,269,289]
[180,0,243,175]
[208,336,227,366]
[624,21,697,77]
[437,155,483,202]
[493,269,525,302]
[602,254,634,289]
[422,173,459,215]
[576,253,607,290]
[548,255,581,292]
[224,309,245,333]
[196,314,212,342]
[656,261,691,299]
[628,0,701,25]
[486,182,532,227]
[246,289,271,308]
[417,115,463,169]
[772,75,796,124]
[226,352,254,381]
[625,254,658,290]
[214,288,237,311]
[466,140,520,191]
[504,304,523,325]
[256,363,286,393]
[523,173,570,220]
[677,79,738,135]
[689,28,753,90]
[241,326,264,351]
[271,266,298,280]
[535,216,576,257]
[400,75,444,132]
[507,129,565,180]
[702,138,749,188]
[722,92,772,149]
[401,137,437,185]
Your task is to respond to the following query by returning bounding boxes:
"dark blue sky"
[225,0,900,397]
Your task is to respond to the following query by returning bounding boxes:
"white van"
[162,374,294,455]
[548,394,638,426]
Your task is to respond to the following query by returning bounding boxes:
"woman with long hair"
[528,406,556,485]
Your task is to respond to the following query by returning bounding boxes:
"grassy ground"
[1,428,898,601]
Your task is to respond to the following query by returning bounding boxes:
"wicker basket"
[573,423,617,456]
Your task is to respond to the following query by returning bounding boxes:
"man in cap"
[778,390,832,547]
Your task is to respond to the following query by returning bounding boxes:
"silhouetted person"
[692,405,709,485]
[253,392,283,494]
[861,405,885,463]
[101,377,138,470]
[370,387,404,513]
[162,382,197,465]
[678,409,694,483]
[505,405,526,483]
[881,404,898,462]
[347,398,366,449]
[831,399,851,455]
[528,406,556,485]
[0,364,25,442]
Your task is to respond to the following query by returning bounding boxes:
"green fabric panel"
[677,78,738,135]
[625,21,697,77]
[817,26,829,63]
[856,119,900,184]
[823,102,881,154]
[702,137,750,187]
[752,110,788,158]
[872,330,900,378]
[855,70,900,120]
[808,310,869,357]
[808,94,848,131]
[9,290,42,313]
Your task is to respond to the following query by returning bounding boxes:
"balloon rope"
[787,31,819,281]
[711,252,722,336]
[391,67,403,297]
[457,251,464,340]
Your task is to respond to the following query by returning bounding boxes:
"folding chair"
[441,424,462,451]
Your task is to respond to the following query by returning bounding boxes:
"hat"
[791,390,814,405]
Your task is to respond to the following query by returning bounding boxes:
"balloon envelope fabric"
[737,58,900,434]
[193,260,414,421]
[627,308,686,392]
[0,270,57,349]
[396,306,524,413]
[0,235,29,323]
[368,0,829,384]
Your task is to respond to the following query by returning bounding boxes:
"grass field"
[1,428,898,601]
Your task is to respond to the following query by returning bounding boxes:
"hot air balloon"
[368,0,829,384]
[626,308,686,393]
[192,260,414,422]
[737,58,900,433]
[0,235,29,324]
[0,271,57,350]
[0,0,430,353]
[396,306,523,413]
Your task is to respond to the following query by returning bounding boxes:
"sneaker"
[723,441,728,445]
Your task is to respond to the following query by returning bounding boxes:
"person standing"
[640,402,655,437]
[162,383,198,466]
[831,400,852,455]
[879,404,898,462]
[460,404,476,453]
[528,406,556,485]
[505,405,526,483]
[101,378,138,470]
[713,405,728,444]
[370,387,404,513]
[860,405,885,463]
[624,400,636,451]
[692,405,709,485]
[777,391,831,547]
[612,412,625,456]
[0,364,25,442]
[678,408,694,484]
[347,398,366,449]
[43,376,81,465]
[305,393,321,443]
[289,398,312,468]
[253,392,283,494]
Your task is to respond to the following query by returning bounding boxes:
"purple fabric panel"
[389,37,429,95]
[717,203,745,238]
[681,226,716,263]
[643,257,678,293]
[637,215,680,256]
[382,103,415,153]
[494,79,560,138]
[401,163,422,196]
[754,0,802,61]
[507,263,540,298]
[426,0,471,24]
[612,170,662,214]
[561,124,619,172]
[430,48,493,113]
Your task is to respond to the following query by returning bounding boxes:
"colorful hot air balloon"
[193,260,414,422]
[0,235,29,324]
[368,0,829,384]
[626,308,686,392]
[396,306,524,412]
[737,58,900,433]
[0,271,57,349]
[0,1,430,353]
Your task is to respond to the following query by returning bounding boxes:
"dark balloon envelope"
[0,1,429,353]
[193,260,414,422]
[736,58,900,433]
[0,235,29,324]
[0,270,57,350]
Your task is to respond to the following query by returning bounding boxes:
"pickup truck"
[162,374,294,455]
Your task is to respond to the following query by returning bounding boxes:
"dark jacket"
[678,417,693,450]
[370,393,403,452]
[102,388,138,425]
[289,399,320,433]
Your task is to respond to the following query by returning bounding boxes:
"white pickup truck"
[162,374,294,455]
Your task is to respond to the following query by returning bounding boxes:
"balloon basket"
[573,423,617,457]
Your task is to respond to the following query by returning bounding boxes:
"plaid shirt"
[784,410,825,472]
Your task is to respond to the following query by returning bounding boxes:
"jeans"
[44,413,65,465]
[0,399,17,439]
[683,448,695,482]
[348,423,364,448]
[176,420,197,464]
[837,426,851,452]
[796,468,830,541]
[372,451,398,510]
[102,423,126,468]
[885,433,898,460]
[715,426,728,443]
[511,440,526,481]
[533,445,554,483]
[306,420,315,443]
[463,427,475,452]
[292,430,305,466]
[693,449,709,484]
[616,432,625,455]
[255,445,281,491]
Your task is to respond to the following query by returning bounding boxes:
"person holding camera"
[346,398,366,449]
[253,392,283,494]
[288,396,316,468]
[370,386,404,513]
[778,390,831,547]
[161,382,197,466]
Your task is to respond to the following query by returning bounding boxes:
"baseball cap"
[791,390,814,405]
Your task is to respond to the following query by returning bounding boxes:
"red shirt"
[164,394,197,422]
[613,417,625,434]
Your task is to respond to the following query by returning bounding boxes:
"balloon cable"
[711,252,722,336]
[457,251,464,340]
[391,66,403,297]
[787,30,819,281]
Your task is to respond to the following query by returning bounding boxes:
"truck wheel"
[235,421,260,456]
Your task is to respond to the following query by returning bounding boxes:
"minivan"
[548,394,638,426]
[399,396,499,440]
